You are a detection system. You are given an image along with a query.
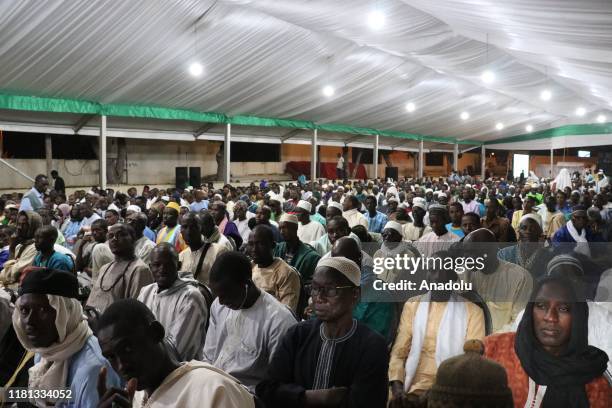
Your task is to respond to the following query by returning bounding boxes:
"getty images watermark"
[371,254,487,292]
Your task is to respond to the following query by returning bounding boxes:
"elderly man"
[388,251,485,402]
[179,212,227,285]
[19,174,48,212]
[364,195,388,233]
[87,223,154,314]
[417,205,460,257]
[256,257,389,408]
[552,205,604,257]
[126,212,156,265]
[342,195,368,229]
[12,269,120,407]
[155,202,187,253]
[32,225,74,273]
[374,221,420,284]
[204,251,296,392]
[97,299,255,408]
[210,200,243,249]
[138,243,208,361]
[233,199,255,245]
[0,211,43,287]
[403,198,431,242]
[249,225,301,313]
[296,200,325,243]
[274,214,321,285]
[463,228,532,332]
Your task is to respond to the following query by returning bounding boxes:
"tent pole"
[45,135,52,180]
[311,129,318,181]
[224,123,231,184]
[99,115,107,190]
[418,140,424,179]
[373,134,379,180]
[453,143,459,172]
[481,145,486,180]
[550,148,554,178]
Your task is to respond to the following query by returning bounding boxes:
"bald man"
[461,228,533,332]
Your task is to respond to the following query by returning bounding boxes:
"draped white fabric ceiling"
[0,0,611,143]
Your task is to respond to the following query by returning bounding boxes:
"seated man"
[210,200,243,250]
[75,219,109,277]
[256,257,389,408]
[204,251,296,392]
[32,225,74,273]
[12,269,121,407]
[388,250,485,402]
[402,198,431,242]
[342,195,368,229]
[0,211,42,287]
[552,205,604,257]
[200,211,234,252]
[248,225,301,313]
[87,223,154,314]
[460,211,481,237]
[296,200,325,243]
[311,215,361,257]
[462,228,532,332]
[484,276,609,407]
[274,214,321,285]
[481,198,514,242]
[417,205,460,257]
[138,243,208,361]
[127,213,156,265]
[97,299,255,408]
[178,212,227,285]
[373,221,420,284]
[155,202,187,253]
[445,202,465,238]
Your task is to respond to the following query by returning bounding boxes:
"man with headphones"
[203,251,297,393]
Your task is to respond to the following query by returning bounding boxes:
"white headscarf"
[12,295,92,406]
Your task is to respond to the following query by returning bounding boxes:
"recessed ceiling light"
[460,112,470,120]
[597,114,606,123]
[495,122,504,130]
[322,85,335,97]
[405,102,416,113]
[188,62,204,77]
[540,89,552,101]
[525,124,533,132]
[575,106,586,117]
[367,10,385,30]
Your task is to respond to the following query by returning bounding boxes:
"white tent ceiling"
[0,0,611,144]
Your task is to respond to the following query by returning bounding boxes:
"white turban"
[297,200,312,212]
[317,256,361,286]
[328,201,343,211]
[383,221,403,235]
[279,213,299,224]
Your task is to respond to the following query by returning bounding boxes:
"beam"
[73,114,95,134]
[45,135,52,179]
[193,123,216,137]
[373,134,379,180]
[0,158,34,182]
[418,140,424,178]
[281,129,302,142]
[461,145,480,154]
[224,123,231,184]
[311,129,318,181]
[481,144,486,180]
[99,115,107,190]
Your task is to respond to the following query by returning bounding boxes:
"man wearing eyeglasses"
[87,223,154,314]
[257,256,389,407]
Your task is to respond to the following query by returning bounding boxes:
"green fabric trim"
[101,104,226,123]
[485,123,612,145]
[0,93,100,114]
[229,115,314,129]
[317,123,380,137]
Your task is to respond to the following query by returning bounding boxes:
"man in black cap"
[10,268,120,407]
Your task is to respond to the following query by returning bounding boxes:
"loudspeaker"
[385,167,398,181]
[189,167,201,188]
[175,167,188,190]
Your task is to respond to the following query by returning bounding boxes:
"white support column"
[418,140,424,178]
[550,148,554,177]
[311,128,318,181]
[99,115,107,190]
[453,143,459,172]
[45,135,52,179]
[373,133,379,180]
[481,144,486,180]
[224,123,231,184]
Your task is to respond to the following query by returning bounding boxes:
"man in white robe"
[296,200,325,243]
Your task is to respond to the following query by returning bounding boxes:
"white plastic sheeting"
[0,0,611,143]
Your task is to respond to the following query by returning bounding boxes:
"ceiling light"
[460,112,470,120]
[597,114,606,123]
[405,102,416,113]
[575,106,586,117]
[495,122,504,130]
[322,85,335,97]
[525,124,533,132]
[540,89,552,101]
[367,10,385,30]
[481,70,495,84]
[188,62,203,77]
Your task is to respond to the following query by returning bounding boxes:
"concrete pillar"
[311,129,318,181]
[224,123,231,184]
[99,115,107,190]
[45,135,52,179]
[418,140,424,178]
[481,144,486,180]
[453,143,459,172]
[373,134,379,179]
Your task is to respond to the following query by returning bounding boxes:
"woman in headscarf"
[484,276,609,407]
[0,211,42,288]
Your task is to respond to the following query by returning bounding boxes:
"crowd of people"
[0,167,611,407]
